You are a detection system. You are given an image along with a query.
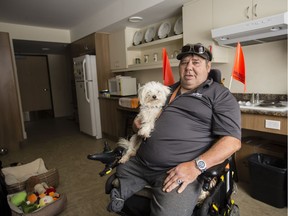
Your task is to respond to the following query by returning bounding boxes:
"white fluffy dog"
[118,81,171,163]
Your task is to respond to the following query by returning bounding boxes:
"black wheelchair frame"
[87,142,240,216]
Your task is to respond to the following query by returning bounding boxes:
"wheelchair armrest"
[199,157,231,191]
[203,157,231,178]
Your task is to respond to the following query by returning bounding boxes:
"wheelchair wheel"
[226,204,240,216]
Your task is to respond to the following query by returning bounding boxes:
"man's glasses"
[181,44,206,55]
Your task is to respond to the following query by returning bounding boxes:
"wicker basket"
[5,168,59,194]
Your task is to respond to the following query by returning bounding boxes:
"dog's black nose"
[152,95,157,99]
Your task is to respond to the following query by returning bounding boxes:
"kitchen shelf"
[127,34,183,50]
[128,59,179,71]
[112,59,179,72]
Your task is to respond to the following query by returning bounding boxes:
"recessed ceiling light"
[270,26,282,31]
[220,37,229,41]
[128,16,143,23]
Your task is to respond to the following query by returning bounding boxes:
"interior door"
[16,55,52,112]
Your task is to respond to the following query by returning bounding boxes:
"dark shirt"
[137,79,241,171]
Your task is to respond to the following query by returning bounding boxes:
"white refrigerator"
[73,55,102,139]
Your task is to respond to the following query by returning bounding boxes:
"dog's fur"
[118,81,170,163]
[117,81,218,204]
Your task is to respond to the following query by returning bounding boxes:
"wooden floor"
[1,117,287,216]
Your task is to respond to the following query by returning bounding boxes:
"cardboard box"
[235,137,286,183]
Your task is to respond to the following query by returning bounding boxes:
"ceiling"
[0,0,116,29]
[0,0,190,54]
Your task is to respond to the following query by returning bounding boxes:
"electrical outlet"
[265,120,281,130]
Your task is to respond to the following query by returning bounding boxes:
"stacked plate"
[158,21,171,39]
[132,16,183,46]
[133,30,143,46]
[174,16,183,35]
[144,26,156,43]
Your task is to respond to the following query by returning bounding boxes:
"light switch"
[265,120,281,130]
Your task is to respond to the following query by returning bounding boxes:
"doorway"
[15,55,54,121]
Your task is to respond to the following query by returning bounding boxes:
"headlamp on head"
[177,43,213,61]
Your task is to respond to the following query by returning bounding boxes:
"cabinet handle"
[253,4,258,18]
[245,6,250,19]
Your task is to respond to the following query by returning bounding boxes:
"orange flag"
[231,42,246,91]
[162,48,175,86]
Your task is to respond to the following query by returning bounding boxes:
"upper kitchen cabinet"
[109,16,184,72]
[183,0,228,63]
[71,33,96,57]
[109,27,137,72]
[213,0,287,28]
[95,33,111,90]
[71,32,111,90]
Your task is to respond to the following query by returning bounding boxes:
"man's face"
[179,55,211,91]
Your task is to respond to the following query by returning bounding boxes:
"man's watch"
[195,157,207,173]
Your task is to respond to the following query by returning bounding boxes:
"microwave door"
[109,79,119,95]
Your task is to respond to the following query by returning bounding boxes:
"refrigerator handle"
[82,59,90,103]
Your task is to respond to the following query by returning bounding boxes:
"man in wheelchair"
[89,43,241,216]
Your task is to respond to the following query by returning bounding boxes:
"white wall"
[127,40,287,94]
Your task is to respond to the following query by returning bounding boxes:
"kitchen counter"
[239,104,287,117]
[240,108,287,117]
[100,94,288,117]
[99,94,287,137]
[234,93,288,117]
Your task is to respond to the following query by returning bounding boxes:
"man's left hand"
[162,161,201,193]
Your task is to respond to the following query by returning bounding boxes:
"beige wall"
[127,40,287,94]
[216,40,287,94]
[0,22,70,43]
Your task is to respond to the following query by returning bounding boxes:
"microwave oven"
[108,76,137,96]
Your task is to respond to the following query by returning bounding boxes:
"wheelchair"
[88,141,240,216]
[88,69,239,215]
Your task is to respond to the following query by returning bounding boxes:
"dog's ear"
[164,86,171,96]
[138,85,144,97]
[137,85,145,105]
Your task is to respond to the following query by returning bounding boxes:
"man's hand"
[162,161,201,193]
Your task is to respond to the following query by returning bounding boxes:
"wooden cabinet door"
[95,33,112,91]
[213,0,287,28]
[0,32,23,150]
[99,98,128,141]
[241,113,287,135]
[252,0,287,19]
[71,33,96,57]
[99,98,118,140]
[109,29,127,70]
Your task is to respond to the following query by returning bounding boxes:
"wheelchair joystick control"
[87,141,126,176]
[103,140,112,153]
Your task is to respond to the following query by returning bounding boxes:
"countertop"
[240,107,287,117]
[99,95,288,117]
